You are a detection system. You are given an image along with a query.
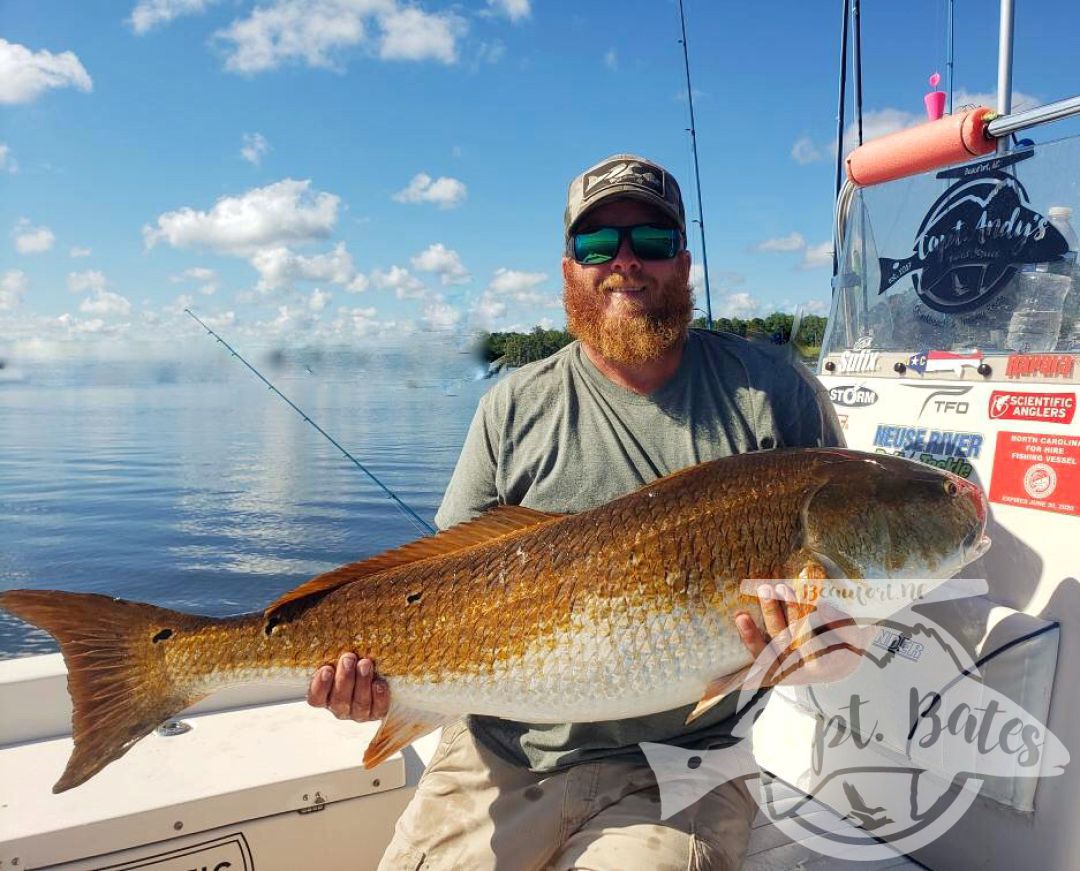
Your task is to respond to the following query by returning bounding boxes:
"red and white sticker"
[988,391,1076,424]
[989,432,1080,516]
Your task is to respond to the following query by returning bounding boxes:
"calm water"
[0,347,489,658]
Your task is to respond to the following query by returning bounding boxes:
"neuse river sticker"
[877,151,1070,314]
[641,577,1069,862]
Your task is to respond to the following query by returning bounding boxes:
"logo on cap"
[583,159,666,201]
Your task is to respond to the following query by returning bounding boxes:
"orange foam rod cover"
[845,107,997,187]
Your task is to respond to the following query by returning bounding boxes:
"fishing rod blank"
[184,308,436,537]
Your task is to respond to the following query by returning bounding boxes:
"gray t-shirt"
[435,329,844,771]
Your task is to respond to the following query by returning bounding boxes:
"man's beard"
[563,269,693,365]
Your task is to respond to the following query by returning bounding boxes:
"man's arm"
[308,393,503,721]
[434,392,502,529]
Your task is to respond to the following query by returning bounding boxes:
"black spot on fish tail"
[152,628,173,643]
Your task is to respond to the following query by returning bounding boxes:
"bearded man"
[309,155,844,869]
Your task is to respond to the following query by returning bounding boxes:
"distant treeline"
[478,313,827,369]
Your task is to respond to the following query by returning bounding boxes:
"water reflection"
[0,350,487,657]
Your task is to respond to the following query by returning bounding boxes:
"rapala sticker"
[989,391,1076,424]
[878,152,1070,314]
[1006,354,1076,380]
[873,424,983,478]
[829,384,879,407]
[990,432,1080,516]
[907,349,982,376]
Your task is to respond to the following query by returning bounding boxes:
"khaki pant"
[378,721,758,871]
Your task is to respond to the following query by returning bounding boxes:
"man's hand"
[734,582,869,688]
[306,653,390,722]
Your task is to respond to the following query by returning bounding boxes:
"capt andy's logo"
[878,153,1069,314]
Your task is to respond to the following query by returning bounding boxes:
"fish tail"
[0,589,211,793]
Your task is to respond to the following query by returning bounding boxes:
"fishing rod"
[184,308,436,537]
[676,0,714,330]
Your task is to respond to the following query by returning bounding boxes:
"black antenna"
[185,308,436,537]
[677,0,714,329]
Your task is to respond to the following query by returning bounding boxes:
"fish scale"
[0,447,989,792]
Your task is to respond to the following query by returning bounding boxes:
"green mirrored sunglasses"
[570,224,683,265]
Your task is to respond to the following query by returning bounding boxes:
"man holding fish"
[309,155,848,869]
[0,155,990,869]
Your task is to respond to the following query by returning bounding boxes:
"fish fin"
[685,665,753,724]
[0,590,209,792]
[363,702,457,769]
[266,505,564,616]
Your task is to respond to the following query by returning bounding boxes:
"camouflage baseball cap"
[564,154,685,237]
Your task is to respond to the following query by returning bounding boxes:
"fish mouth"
[963,529,992,562]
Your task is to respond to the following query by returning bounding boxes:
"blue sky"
[2,0,1079,360]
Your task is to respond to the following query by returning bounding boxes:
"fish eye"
[943,480,959,497]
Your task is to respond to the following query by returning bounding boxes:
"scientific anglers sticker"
[989,391,1076,424]
[990,431,1080,516]
[878,152,1070,314]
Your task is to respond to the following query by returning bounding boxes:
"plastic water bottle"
[1047,207,1080,349]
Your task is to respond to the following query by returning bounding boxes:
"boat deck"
[745,779,925,871]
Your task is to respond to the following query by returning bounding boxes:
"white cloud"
[214,0,465,74]
[690,265,746,293]
[422,295,461,331]
[476,40,505,65]
[80,289,132,317]
[378,7,464,64]
[13,219,55,254]
[801,298,829,315]
[800,241,834,270]
[129,0,220,34]
[411,243,470,285]
[953,88,1038,113]
[0,38,93,104]
[64,268,132,321]
[790,136,822,165]
[604,49,617,71]
[143,178,340,253]
[0,270,27,311]
[488,268,547,296]
[715,292,761,319]
[308,287,331,312]
[333,304,381,337]
[241,132,270,166]
[69,246,92,258]
[470,292,507,328]
[753,232,805,253]
[215,0,370,74]
[171,266,218,295]
[487,0,530,21]
[371,265,426,298]
[67,270,108,294]
[392,172,467,209]
[250,241,362,292]
[0,143,16,174]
